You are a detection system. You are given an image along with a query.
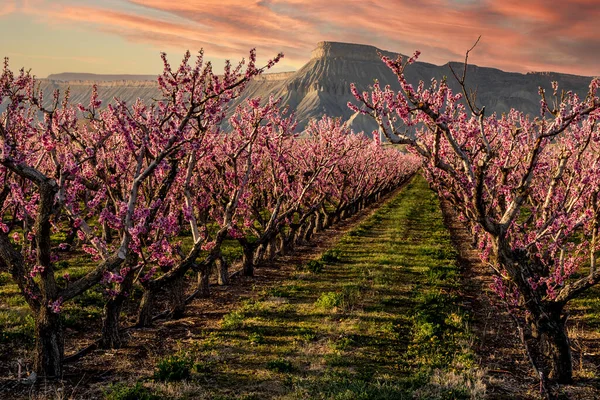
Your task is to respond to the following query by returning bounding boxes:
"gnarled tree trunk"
[215,256,229,286]
[240,240,257,277]
[497,243,574,384]
[100,264,136,349]
[529,305,573,383]
[136,287,155,327]
[196,264,211,298]
[34,307,64,379]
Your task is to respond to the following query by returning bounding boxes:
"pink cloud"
[11,0,600,76]
[0,0,16,16]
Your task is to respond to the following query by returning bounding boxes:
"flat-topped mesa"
[254,71,296,81]
[311,41,404,62]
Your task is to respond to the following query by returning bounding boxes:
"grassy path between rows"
[107,176,485,400]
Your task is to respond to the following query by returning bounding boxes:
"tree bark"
[497,243,574,384]
[136,287,155,327]
[254,243,266,267]
[168,276,187,319]
[100,298,123,349]
[303,214,316,242]
[276,234,286,256]
[531,308,573,383]
[101,257,137,348]
[101,220,112,243]
[241,243,255,277]
[265,237,277,261]
[197,267,210,298]
[215,256,229,286]
[315,210,324,232]
[34,307,64,379]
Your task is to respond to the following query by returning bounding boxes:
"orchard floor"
[2,176,599,399]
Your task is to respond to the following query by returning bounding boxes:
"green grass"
[135,176,485,399]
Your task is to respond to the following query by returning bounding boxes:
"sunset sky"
[1,0,599,78]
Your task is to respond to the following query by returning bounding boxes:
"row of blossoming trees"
[349,50,600,387]
[0,52,419,379]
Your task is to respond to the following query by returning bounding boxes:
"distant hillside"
[9,41,597,135]
[46,73,156,82]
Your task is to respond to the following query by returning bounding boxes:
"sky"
[1,0,599,78]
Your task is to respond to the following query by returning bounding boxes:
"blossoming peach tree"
[0,49,281,378]
[0,48,419,381]
[349,50,600,384]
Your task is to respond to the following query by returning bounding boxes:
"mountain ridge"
[14,41,599,134]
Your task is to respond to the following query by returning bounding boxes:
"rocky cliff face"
[6,41,596,135]
[238,41,595,134]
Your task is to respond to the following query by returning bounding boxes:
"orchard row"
[0,52,418,378]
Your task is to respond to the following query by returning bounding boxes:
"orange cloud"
[11,0,600,76]
[0,0,16,16]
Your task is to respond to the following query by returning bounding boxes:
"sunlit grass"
[119,176,485,399]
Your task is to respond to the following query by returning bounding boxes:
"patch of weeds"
[61,306,102,330]
[293,369,410,400]
[212,395,261,400]
[75,289,105,307]
[324,352,349,367]
[315,285,362,312]
[419,246,458,262]
[153,354,193,382]
[221,310,245,330]
[265,285,301,298]
[348,228,366,237]
[315,291,344,310]
[0,272,11,285]
[321,249,342,263]
[305,260,324,273]
[414,369,486,400]
[266,358,294,373]
[295,327,317,342]
[193,360,216,374]
[248,331,265,345]
[331,335,354,351]
[5,295,26,307]
[103,382,160,400]
[0,313,35,346]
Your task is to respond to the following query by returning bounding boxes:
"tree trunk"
[136,287,155,327]
[324,213,332,228]
[254,244,266,267]
[284,224,300,251]
[197,266,210,298]
[168,276,187,319]
[276,235,286,256]
[532,310,573,383]
[303,215,316,242]
[100,270,135,349]
[34,307,64,379]
[241,243,255,277]
[100,298,123,349]
[216,257,229,286]
[266,237,277,261]
[496,243,574,384]
[315,210,324,232]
